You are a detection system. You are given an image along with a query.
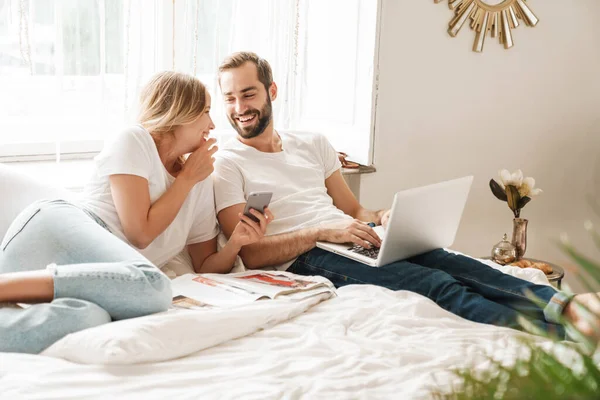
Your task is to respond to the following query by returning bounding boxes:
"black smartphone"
[243,192,273,223]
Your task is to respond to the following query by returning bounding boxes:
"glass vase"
[511,218,528,261]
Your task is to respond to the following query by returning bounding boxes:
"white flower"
[499,170,511,187]
[492,178,505,190]
[518,176,543,198]
[498,169,523,188]
[529,188,543,197]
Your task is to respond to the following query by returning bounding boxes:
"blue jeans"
[289,248,566,337]
[0,200,172,354]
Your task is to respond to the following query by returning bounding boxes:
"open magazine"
[171,270,336,309]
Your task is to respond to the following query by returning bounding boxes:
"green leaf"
[570,266,600,299]
[580,353,600,388]
[517,196,531,209]
[432,219,600,400]
[587,225,600,252]
[505,185,521,212]
[489,179,508,202]
[559,241,600,282]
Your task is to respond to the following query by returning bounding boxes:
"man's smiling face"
[220,61,273,139]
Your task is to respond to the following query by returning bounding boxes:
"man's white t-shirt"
[213,131,351,270]
[79,125,219,267]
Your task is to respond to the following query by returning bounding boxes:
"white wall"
[361,0,600,292]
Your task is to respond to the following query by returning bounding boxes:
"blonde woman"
[0,71,271,354]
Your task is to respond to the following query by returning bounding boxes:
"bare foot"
[563,293,600,341]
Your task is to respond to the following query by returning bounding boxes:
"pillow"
[41,291,331,365]
[0,164,72,239]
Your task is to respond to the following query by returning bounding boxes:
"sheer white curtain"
[121,0,160,125]
[0,0,157,159]
[171,0,300,140]
[0,0,378,164]
[171,0,378,164]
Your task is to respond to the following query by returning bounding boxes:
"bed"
[0,165,565,399]
[0,256,556,400]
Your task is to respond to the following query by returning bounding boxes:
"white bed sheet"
[0,261,555,400]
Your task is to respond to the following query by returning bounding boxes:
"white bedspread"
[0,261,556,400]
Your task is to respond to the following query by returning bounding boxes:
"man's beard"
[228,97,273,139]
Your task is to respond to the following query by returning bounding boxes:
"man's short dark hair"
[218,51,273,92]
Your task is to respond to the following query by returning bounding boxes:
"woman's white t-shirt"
[79,125,219,267]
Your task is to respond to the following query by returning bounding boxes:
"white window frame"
[368,0,384,166]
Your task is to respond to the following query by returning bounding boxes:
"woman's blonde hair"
[138,71,207,139]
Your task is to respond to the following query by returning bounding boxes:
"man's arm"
[187,211,267,274]
[324,169,387,225]
[218,203,383,269]
[213,157,314,269]
[217,204,319,269]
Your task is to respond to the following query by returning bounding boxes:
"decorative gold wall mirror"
[435,0,539,52]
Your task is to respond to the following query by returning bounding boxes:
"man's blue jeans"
[289,248,567,337]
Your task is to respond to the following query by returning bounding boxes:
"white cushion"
[41,292,331,364]
[0,164,71,239]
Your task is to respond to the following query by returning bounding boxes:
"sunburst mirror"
[435,0,539,52]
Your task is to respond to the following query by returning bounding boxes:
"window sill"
[341,164,376,176]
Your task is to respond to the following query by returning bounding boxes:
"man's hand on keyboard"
[350,244,380,259]
[317,219,382,248]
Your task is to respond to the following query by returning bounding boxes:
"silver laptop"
[316,176,473,267]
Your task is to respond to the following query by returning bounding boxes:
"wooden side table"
[482,257,565,289]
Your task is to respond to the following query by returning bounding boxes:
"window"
[0,0,380,165]
[0,0,133,160]
[294,0,380,165]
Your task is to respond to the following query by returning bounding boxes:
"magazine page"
[204,270,334,299]
[282,286,337,301]
[171,274,267,308]
[171,295,213,310]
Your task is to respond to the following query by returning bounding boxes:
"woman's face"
[173,91,215,153]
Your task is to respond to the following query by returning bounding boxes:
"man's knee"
[421,270,463,300]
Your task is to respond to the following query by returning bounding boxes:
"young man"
[213,51,599,339]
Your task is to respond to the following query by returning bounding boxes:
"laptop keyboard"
[349,244,380,260]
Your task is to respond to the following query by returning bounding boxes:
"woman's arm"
[109,174,196,249]
[109,139,217,249]
[187,237,241,274]
[188,209,272,273]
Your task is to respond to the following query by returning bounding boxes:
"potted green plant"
[490,169,543,260]
[432,220,600,399]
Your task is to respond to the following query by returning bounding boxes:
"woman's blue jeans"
[0,200,172,354]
